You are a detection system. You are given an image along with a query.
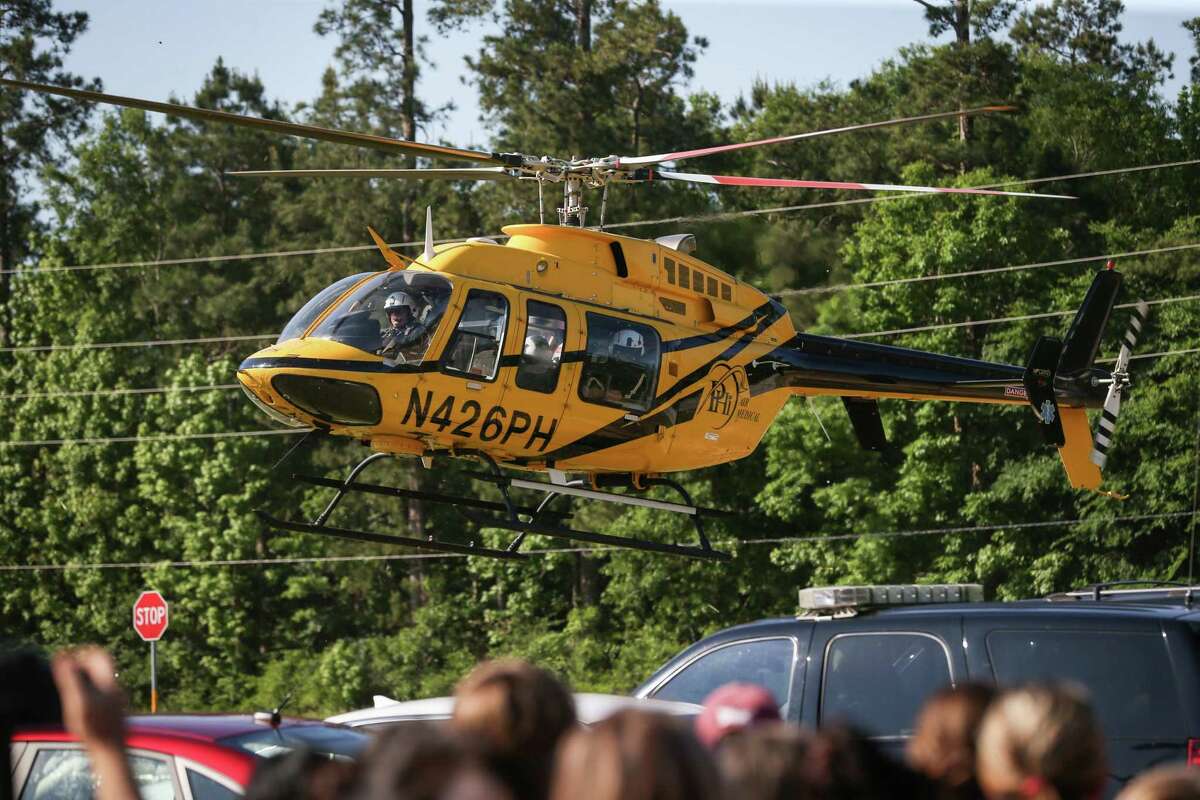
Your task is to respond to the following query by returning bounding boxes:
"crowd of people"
[4,647,1200,800]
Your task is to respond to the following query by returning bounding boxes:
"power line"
[3,277,1197,357]
[6,345,1195,405]
[6,158,1197,277]
[0,334,275,354]
[2,510,1192,571]
[0,428,308,448]
[841,294,1200,340]
[0,383,240,401]
[776,241,1200,298]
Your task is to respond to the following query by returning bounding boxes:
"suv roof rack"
[798,583,984,617]
[1046,580,1198,605]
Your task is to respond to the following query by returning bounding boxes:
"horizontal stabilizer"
[1022,336,1065,446]
[842,397,887,451]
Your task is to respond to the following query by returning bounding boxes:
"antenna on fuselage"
[423,206,435,263]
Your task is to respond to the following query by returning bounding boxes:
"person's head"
[695,682,781,750]
[800,723,935,800]
[245,747,357,800]
[550,708,721,800]
[0,648,62,800]
[976,684,1107,800]
[611,328,645,359]
[907,683,997,795]
[385,291,417,327]
[354,722,511,800]
[524,335,552,362]
[716,723,821,800]
[451,659,575,800]
[1116,765,1200,800]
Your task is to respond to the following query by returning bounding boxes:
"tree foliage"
[1,0,1198,715]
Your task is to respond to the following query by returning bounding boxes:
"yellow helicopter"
[3,78,1149,561]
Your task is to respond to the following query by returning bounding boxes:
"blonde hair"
[976,684,1107,800]
[1116,765,1200,800]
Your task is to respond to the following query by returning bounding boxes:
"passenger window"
[20,748,178,800]
[578,313,660,413]
[678,264,690,291]
[186,770,239,800]
[443,290,509,381]
[692,271,704,292]
[652,639,795,713]
[821,633,952,738]
[517,301,566,394]
[664,258,675,285]
[721,283,732,301]
[987,630,1184,739]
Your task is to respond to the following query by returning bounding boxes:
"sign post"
[132,591,169,712]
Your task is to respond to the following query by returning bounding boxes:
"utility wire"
[0,383,240,401]
[0,428,309,448]
[9,286,1200,357]
[841,294,1200,340]
[0,333,275,354]
[5,158,1196,277]
[776,241,1200,298]
[2,510,1193,571]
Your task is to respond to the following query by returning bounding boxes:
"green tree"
[0,1,96,346]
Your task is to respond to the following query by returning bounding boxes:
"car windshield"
[218,724,369,760]
[309,272,453,364]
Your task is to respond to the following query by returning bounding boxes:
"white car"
[327,692,703,732]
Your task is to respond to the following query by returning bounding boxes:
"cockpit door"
[496,294,578,460]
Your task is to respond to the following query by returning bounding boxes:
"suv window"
[578,313,660,413]
[821,633,952,738]
[987,629,1184,739]
[651,638,794,713]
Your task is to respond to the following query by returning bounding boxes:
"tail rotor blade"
[1089,301,1150,469]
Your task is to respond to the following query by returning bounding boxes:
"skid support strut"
[259,451,732,561]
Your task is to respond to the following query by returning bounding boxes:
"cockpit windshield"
[309,272,453,364]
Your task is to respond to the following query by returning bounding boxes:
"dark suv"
[633,583,1200,794]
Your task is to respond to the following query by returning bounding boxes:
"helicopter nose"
[237,363,308,428]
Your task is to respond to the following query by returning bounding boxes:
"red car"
[9,714,369,799]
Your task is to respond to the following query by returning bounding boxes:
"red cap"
[694,683,781,748]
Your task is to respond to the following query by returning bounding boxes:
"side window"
[821,633,952,738]
[20,748,178,800]
[652,639,795,713]
[706,276,718,297]
[664,258,676,285]
[442,290,509,381]
[678,264,690,291]
[517,301,566,394]
[186,770,240,800]
[578,313,660,413]
[987,630,1184,739]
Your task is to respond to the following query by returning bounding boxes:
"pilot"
[379,291,430,361]
[608,328,651,403]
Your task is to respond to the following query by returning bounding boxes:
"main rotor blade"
[619,105,1016,167]
[654,169,1074,199]
[227,167,516,181]
[0,77,500,165]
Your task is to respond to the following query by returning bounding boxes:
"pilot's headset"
[611,328,645,360]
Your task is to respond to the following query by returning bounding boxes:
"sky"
[60,0,1199,153]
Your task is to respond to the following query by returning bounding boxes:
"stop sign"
[132,591,169,641]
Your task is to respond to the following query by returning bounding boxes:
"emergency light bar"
[798,583,984,614]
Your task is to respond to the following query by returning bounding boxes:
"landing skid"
[260,451,732,561]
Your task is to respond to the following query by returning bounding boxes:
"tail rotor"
[1090,301,1150,469]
